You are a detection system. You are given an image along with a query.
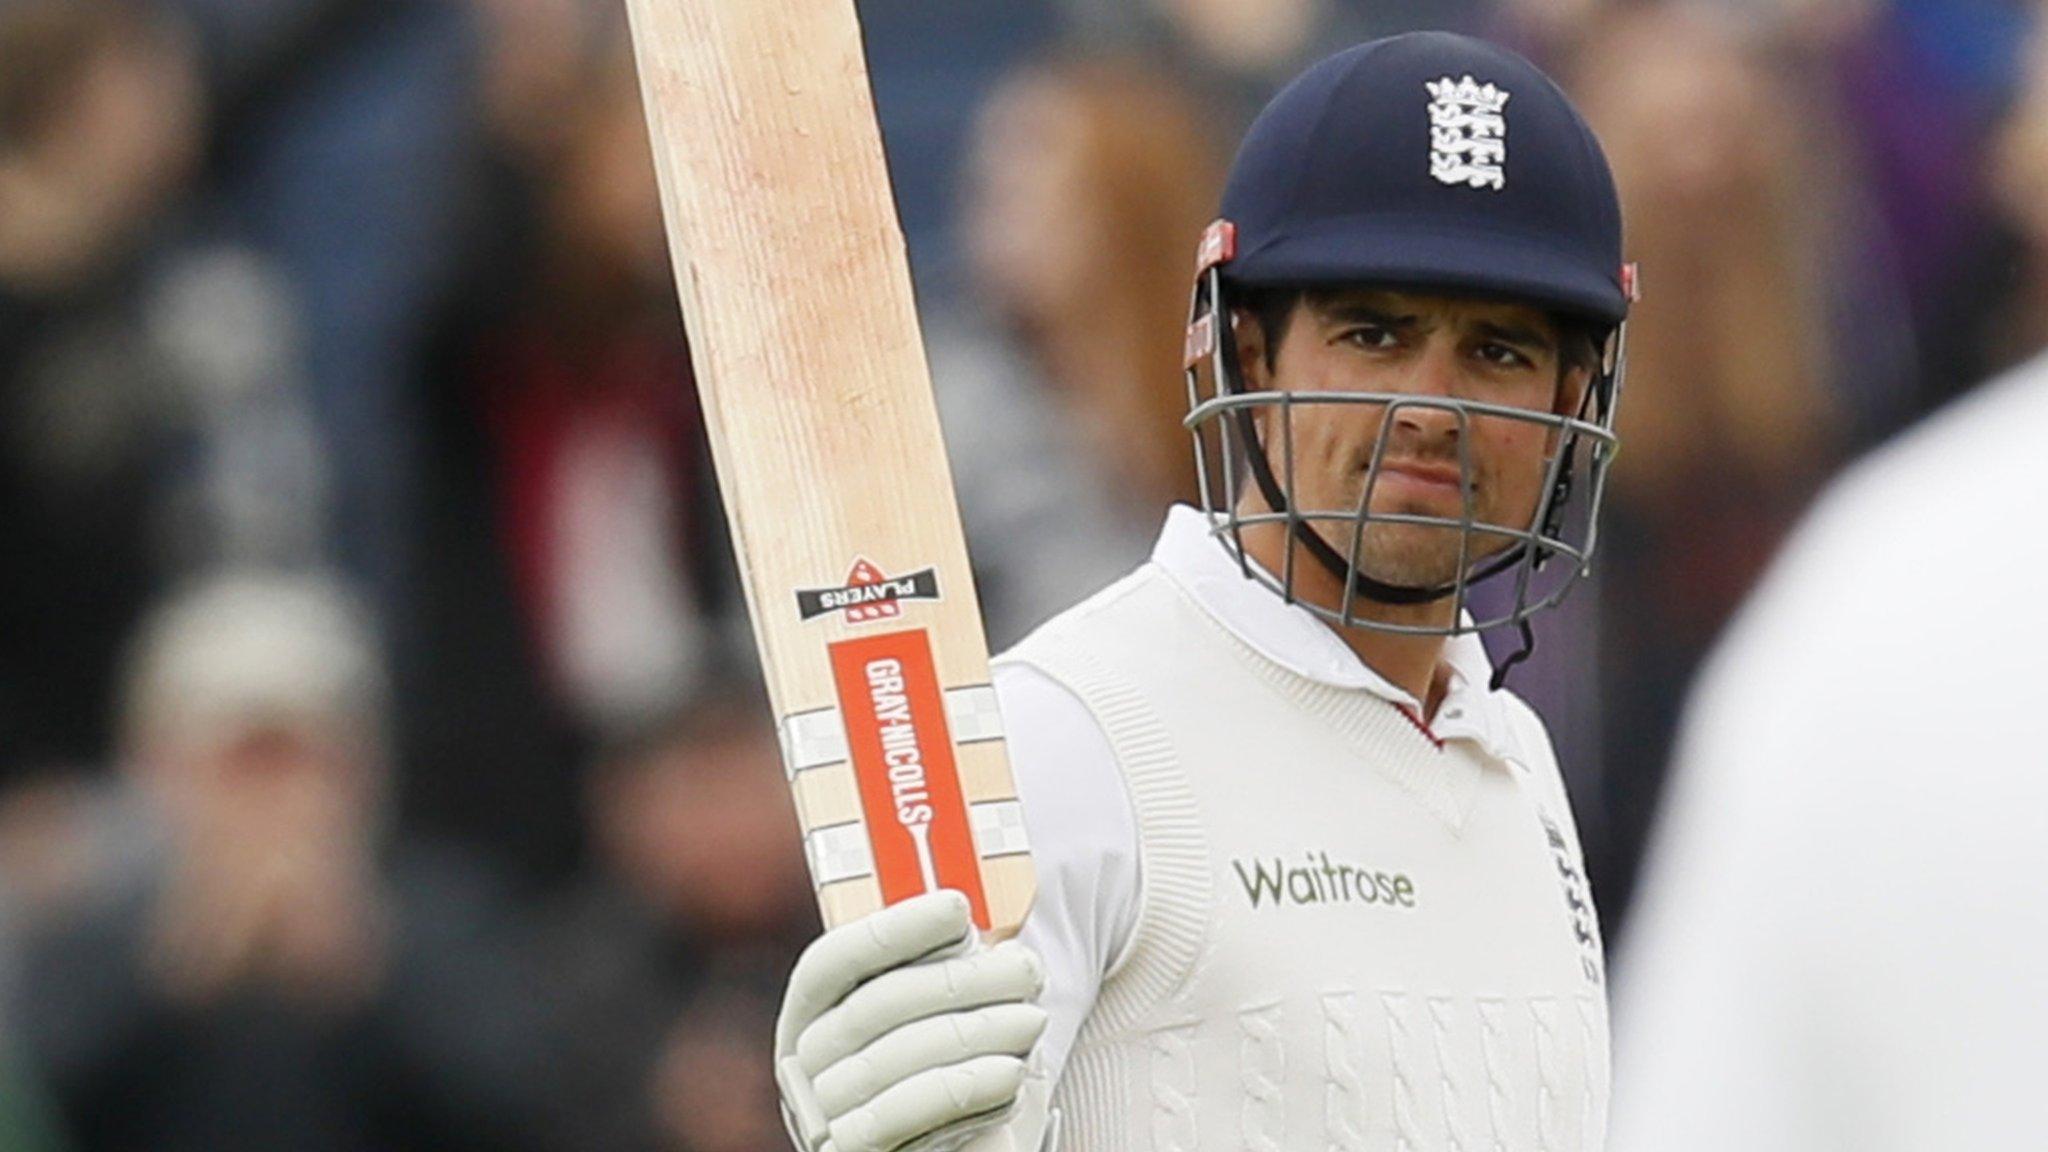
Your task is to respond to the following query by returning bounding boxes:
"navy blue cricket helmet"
[1182,32,1636,683]
[1216,31,1629,325]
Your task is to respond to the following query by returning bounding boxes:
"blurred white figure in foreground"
[1608,357,2048,1152]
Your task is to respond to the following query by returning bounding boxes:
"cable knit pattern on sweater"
[999,563,1608,1151]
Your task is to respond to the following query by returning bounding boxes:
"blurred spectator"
[0,0,328,785]
[470,0,609,160]
[1922,2,2048,405]
[0,1045,69,1152]
[1053,0,1493,123]
[1539,6,1850,945]
[0,0,487,628]
[462,47,711,733]
[2,574,553,1152]
[965,58,1220,513]
[535,683,811,1152]
[646,980,788,1152]
[162,0,482,609]
[1571,9,1839,510]
[402,30,736,882]
[1523,0,2024,428]
[1607,350,2048,1152]
[931,55,1227,642]
[0,0,201,297]
[855,0,1061,279]
[1813,0,2037,424]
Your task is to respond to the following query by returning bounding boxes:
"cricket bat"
[621,0,1034,937]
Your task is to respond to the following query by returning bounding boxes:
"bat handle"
[906,820,939,894]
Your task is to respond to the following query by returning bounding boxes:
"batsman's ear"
[1231,308,1271,390]
[1552,320,1607,416]
[1555,361,1593,418]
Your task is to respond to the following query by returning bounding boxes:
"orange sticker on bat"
[829,629,989,929]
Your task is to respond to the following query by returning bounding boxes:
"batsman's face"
[1235,289,1587,592]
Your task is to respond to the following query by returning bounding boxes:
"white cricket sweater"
[994,510,1610,1152]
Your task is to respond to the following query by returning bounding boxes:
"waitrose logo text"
[1232,851,1417,910]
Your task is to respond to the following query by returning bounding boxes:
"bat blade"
[621,0,1034,935]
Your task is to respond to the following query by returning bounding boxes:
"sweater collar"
[1148,505,1518,762]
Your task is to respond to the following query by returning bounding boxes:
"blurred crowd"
[0,0,2042,1147]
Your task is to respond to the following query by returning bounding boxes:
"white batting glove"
[776,890,1049,1152]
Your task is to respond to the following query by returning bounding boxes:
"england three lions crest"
[1425,74,1509,191]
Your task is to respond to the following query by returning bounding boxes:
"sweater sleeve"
[989,660,1141,1087]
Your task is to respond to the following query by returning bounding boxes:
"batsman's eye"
[1474,341,1535,369]
[1466,340,1540,377]
[1339,324,1399,351]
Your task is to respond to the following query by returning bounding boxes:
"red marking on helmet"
[1183,313,1216,369]
[1620,262,1641,303]
[1195,220,1237,274]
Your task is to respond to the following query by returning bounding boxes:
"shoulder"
[1489,686,1565,783]
[1489,688,1585,830]
[1755,359,2048,628]
[1692,360,2048,769]
[987,661,1143,996]
[1660,360,2048,869]
[988,660,1135,865]
[989,660,1115,766]
[1490,686,1552,751]
[1817,357,2048,529]
[994,561,1182,675]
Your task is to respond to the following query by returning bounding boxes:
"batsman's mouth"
[1378,459,1465,487]
[1359,460,1474,506]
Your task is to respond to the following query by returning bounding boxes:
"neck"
[1237,518,1457,716]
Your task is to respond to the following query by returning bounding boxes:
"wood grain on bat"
[622,0,1034,935]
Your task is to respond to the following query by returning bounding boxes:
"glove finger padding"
[798,941,1044,1074]
[779,1049,834,1152]
[779,891,976,1054]
[826,1053,1031,1152]
[813,1001,1049,1117]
